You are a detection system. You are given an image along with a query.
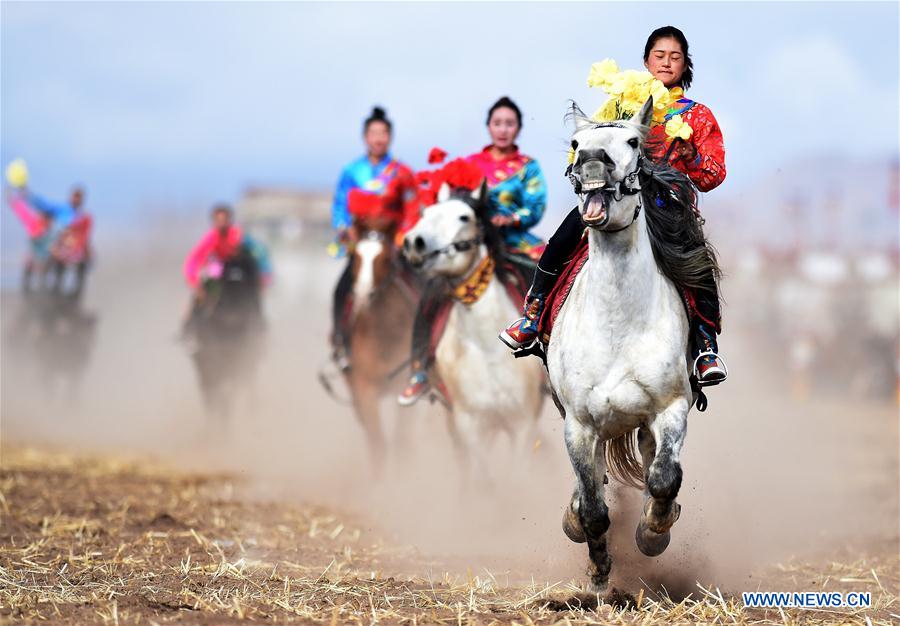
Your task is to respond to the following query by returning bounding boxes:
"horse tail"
[604,429,644,488]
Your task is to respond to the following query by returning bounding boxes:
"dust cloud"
[2,224,897,596]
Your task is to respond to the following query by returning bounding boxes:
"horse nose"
[582,159,607,181]
[413,236,426,252]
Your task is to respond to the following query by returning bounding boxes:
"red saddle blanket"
[534,236,714,345]
[429,255,530,357]
[537,235,590,344]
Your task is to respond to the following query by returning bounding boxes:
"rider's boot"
[331,331,351,373]
[398,365,429,407]
[692,322,728,386]
[499,266,557,351]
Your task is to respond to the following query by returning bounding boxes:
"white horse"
[402,182,545,477]
[548,98,719,592]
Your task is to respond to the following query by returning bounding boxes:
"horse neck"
[585,207,660,317]
[447,243,489,290]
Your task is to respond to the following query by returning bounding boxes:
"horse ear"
[470,179,487,203]
[630,96,654,134]
[569,101,594,132]
[437,182,451,203]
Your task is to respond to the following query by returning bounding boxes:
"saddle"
[538,235,590,344]
[536,234,709,345]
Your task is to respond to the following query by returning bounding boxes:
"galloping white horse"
[403,183,544,476]
[549,98,718,592]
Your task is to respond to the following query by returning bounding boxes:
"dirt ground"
[1,447,897,625]
[1,241,898,624]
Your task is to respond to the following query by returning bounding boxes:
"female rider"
[398,96,548,405]
[500,26,728,386]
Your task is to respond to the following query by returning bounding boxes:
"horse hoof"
[646,500,681,534]
[635,517,671,557]
[586,578,609,595]
[562,501,586,543]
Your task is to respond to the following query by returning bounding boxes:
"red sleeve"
[684,104,726,192]
[395,165,421,235]
[183,230,215,288]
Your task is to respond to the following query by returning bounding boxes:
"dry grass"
[1,447,896,625]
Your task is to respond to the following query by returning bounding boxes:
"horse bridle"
[420,233,483,261]
[569,156,644,233]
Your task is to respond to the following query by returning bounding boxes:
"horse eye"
[459,215,471,223]
[571,140,578,150]
[628,138,639,148]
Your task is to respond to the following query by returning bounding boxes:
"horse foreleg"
[564,414,611,593]
[635,399,688,557]
[350,379,387,477]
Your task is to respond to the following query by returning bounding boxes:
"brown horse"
[341,215,418,472]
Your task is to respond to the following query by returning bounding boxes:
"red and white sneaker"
[693,352,728,386]
[398,372,430,406]
[499,316,539,350]
[499,294,545,351]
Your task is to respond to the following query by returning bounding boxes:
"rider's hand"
[490,214,519,228]
[195,285,206,302]
[673,140,698,163]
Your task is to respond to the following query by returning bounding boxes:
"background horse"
[337,215,418,473]
[548,99,719,593]
[192,245,265,419]
[402,182,544,480]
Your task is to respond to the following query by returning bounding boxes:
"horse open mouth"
[581,189,609,226]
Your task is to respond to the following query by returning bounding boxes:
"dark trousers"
[409,278,449,370]
[332,260,354,348]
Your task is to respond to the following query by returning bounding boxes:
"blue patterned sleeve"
[331,166,353,231]
[513,159,547,230]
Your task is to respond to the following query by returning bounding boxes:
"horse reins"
[420,234,483,261]
[578,157,644,233]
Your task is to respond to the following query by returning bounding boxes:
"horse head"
[567,98,652,232]
[350,215,400,309]
[401,179,490,280]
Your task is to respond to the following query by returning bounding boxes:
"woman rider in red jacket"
[501,26,728,386]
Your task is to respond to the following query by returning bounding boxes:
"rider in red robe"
[501,26,729,387]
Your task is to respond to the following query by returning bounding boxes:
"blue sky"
[2,1,898,232]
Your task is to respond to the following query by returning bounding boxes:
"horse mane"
[639,156,722,303]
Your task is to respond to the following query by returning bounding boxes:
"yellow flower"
[5,158,28,188]
[498,190,514,206]
[567,147,576,164]
[592,97,619,122]
[665,114,693,141]
[587,58,618,88]
[649,79,671,109]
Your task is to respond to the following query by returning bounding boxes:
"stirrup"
[692,351,728,387]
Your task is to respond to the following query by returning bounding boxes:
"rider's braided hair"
[364,106,392,133]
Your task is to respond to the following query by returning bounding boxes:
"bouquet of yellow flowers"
[587,58,693,142]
